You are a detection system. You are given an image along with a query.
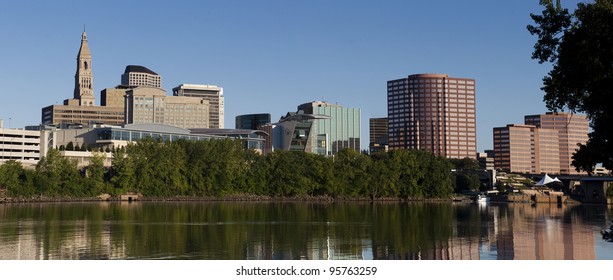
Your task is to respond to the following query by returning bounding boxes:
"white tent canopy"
[535,174,562,186]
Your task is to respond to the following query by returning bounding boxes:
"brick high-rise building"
[525,112,589,174]
[493,124,560,174]
[387,73,476,159]
[493,112,589,175]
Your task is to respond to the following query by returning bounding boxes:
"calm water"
[0,201,612,260]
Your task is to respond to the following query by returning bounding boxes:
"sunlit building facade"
[124,86,210,129]
[387,74,476,159]
[0,124,41,167]
[42,31,125,126]
[172,84,224,128]
[280,101,361,156]
[121,65,161,88]
[494,112,589,175]
[493,124,560,174]
[524,112,589,174]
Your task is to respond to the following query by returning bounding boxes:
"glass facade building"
[236,114,271,130]
[369,117,388,153]
[297,101,361,155]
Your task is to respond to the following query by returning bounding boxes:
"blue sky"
[0,0,584,152]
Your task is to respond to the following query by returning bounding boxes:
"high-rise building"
[387,73,477,159]
[121,65,162,88]
[493,112,588,174]
[272,101,360,156]
[524,112,589,174]
[173,84,224,128]
[369,117,388,153]
[493,124,560,174]
[42,31,124,126]
[297,101,361,155]
[124,87,209,129]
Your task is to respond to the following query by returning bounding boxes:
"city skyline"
[0,1,585,152]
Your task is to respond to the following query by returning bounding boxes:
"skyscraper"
[493,112,589,175]
[493,124,560,174]
[387,73,477,159]
[173,84,224,128]
[369,117,388,153]
[524,112,589,174]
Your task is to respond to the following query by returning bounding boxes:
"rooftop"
[123,65,158,75]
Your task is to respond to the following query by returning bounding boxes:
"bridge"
[528,174,613,204]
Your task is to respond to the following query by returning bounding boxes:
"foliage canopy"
[0,138,461,200]
[528,0,613,172]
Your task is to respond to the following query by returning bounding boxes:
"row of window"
[389,89,476,94]
[389,92,476,99]
[388,79,475,85]
[389,84,475,90]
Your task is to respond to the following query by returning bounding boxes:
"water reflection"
[0,202,610,260]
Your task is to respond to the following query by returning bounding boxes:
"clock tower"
[74,31,95,106]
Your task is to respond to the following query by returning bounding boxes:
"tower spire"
[73,30,95,106]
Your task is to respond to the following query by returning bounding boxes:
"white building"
[0,121,41,167]
[172,84,224,128]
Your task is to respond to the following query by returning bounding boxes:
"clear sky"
[0,0,584,152]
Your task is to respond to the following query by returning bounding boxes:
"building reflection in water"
[495,203,596,260]
[0,202,606,260]
[370,203,599,260]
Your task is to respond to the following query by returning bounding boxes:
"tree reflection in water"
[0,202,610,260]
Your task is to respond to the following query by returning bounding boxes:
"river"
[0,201,612,260]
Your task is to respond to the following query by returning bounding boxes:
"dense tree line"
[1,138,461,200]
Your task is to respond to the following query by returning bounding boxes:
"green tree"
[35,149,82,196]
[528,0,613,171]
[449,157,479,171]
[449,157,480,193]
[333,149,372,197]
[85,152,107,196]
[0,160,27,197]
[110,146,136,194]
[455,173,480,193]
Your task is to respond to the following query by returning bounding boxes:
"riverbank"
[0,191,603,205]
[0,192,473,204]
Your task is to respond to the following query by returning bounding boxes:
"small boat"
[474,194,489,203]
[602,225,613,240]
